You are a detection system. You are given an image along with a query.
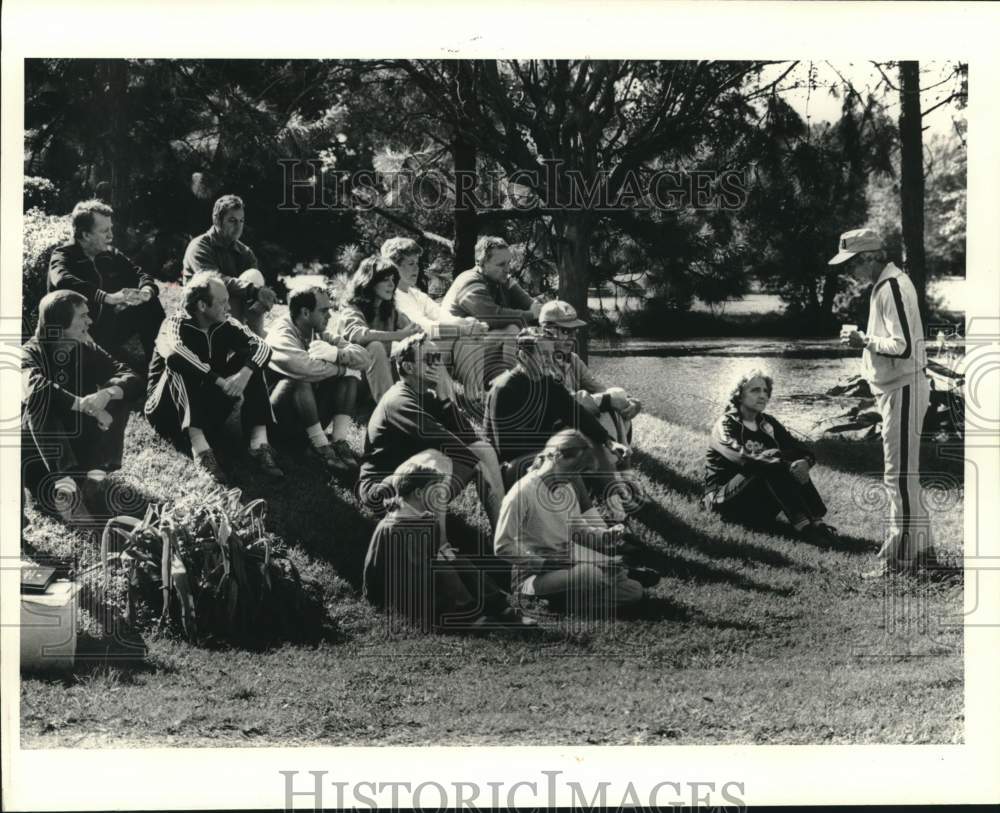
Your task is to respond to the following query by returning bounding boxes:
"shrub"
[22,208,72,338]
[23,176,58,213]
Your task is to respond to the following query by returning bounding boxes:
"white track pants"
[875,377,932,565]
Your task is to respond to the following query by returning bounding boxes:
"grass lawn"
[19,308,964,747]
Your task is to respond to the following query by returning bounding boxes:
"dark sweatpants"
[706,465,827,528]
[22,399,130,494]
[92,297,166,363]
[145,354,273,444]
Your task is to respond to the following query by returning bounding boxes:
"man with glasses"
[357,333,506,538]
[539,300,642,446]
[829,228,934,577]
[485,328,630,504]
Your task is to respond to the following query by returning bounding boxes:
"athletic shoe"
[800,522,837,544]
[248,444,284,478]
[310,442,355,474]
[862,560,910,580]
[195,449,228,484]
[493,607,539,627]
[331,439,362,466]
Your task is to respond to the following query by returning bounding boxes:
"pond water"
[590,349,856,440]
[589,337,957,440]
[588,276,966,316]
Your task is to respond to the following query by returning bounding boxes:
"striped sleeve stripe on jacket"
[876,278,913,359]
[159,316,211,374]
[232,319,273,368]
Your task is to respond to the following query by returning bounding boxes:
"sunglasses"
[422,351,444,366]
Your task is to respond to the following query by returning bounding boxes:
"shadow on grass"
[633,594,762,631]
[636,530,793,596]
[810,436,964,483]
[631,491,800,572]
[631,448,703,498]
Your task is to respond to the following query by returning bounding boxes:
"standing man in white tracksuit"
[829,228,934,576]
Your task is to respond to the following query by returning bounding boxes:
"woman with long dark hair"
[339,256,421,402]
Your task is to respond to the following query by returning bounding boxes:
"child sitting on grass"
[362,450,536,633]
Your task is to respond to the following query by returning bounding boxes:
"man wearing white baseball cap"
[539,300,642,445]
[830,227,933,576]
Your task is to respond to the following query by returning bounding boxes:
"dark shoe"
[628,566,661,588]
[801,522,837,544]
[194,449,228,484]
[330,439,362,466]
[249,444,284,478]
[310,442,355,474]
[492,607,539,627]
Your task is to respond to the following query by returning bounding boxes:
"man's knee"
[367,341,388,363]
[616,575,644,606]
[567,563,606,586]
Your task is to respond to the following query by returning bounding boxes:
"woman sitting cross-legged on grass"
[339,256,422,403]
[363,450,537,632]
[494,429,649,614]
[703,368,835,543]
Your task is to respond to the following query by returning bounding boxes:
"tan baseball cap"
[828,228,884,265]
[539,300,587,328]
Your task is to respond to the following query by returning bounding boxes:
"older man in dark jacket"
[47,199,165,363]
[23,290,143,524]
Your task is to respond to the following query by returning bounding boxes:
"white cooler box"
[21,580,81,673]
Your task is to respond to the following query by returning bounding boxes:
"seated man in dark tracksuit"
[47,199,165,365]
[144,272,283,485]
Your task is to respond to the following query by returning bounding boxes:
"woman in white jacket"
[381,237,487,339]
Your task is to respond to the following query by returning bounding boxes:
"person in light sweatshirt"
[266,286,371,475]
[494,429,644,613]
[380,237,487,339]
[830,227,934,576]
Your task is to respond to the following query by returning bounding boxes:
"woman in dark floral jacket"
[703,368,836,543]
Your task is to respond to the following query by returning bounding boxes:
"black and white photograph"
[3,1,999,810]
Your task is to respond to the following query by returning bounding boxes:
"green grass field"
[19,303,964,747]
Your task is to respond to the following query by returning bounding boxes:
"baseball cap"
[238,267,266,288]
[515,326,557,349]
[539,300,587,328]
[828,228,884,265]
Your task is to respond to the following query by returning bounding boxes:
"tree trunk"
[452,134,477,274]
[452,61,479,275]
[554,213,594,363]
[105,59,131,229]
[819,269,840,332]
[899,61,927,320]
